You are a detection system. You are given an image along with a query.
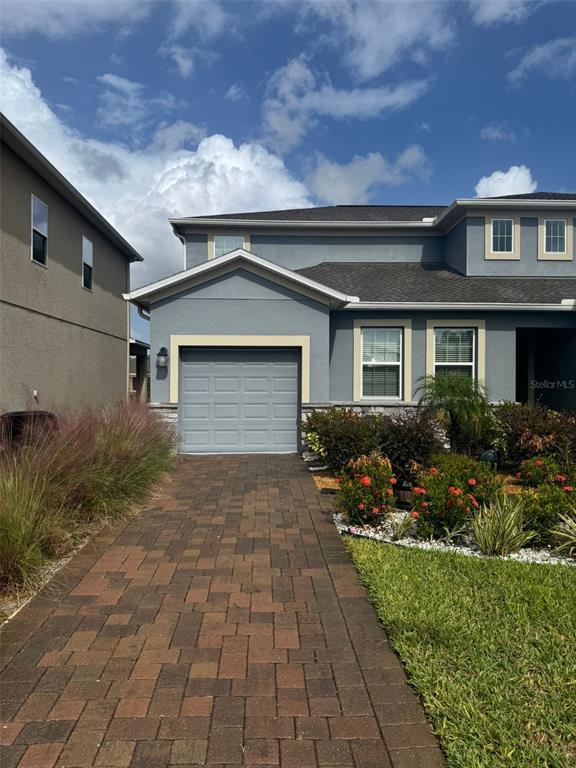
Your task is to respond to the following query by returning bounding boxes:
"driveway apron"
[0,455,444,767]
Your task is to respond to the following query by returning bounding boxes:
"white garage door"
[179,348,300,453]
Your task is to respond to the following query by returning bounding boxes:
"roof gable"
[125,249,360,308]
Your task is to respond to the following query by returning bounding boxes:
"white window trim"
[353,319,412,402]
[168,334,310,403]
[82,235,93,291]
[484,213,520,260]
[539,217,573,261]
[31,194,48,267]
[208,233,251,260]
[426,320,486,386]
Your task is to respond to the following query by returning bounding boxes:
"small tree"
[416,374,494,455]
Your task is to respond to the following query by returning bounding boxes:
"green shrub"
[493,402,576,471]
[552,511,576,557]
[302,408,380,472]
[516,456,564,487]
[471,495,535,556]
[412,455,502,538]
[0,404,175,591]
[337,453,396,525]
[519,484,575,547]
[416,374,495,455]
[379,409,443,479]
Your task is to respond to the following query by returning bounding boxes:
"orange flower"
[467,478,477,486]
[390,477,397,485]
[360,476,371,487]
[410,511,419,519]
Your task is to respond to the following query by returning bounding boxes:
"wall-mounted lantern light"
[157,346,169,368]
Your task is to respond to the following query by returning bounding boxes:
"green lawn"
[345,538,576,768]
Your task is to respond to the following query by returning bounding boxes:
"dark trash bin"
[0,410,58,447]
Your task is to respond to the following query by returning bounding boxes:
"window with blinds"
[361,328,402,398]
[434,328,475,380]
[214,235,244,258]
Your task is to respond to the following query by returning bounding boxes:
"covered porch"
[516,328,576,410]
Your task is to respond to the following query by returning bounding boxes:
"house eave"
[342,301,576,312]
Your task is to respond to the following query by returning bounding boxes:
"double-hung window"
[434,328,476,380]
[544,219,566,254]
[32,195,48,265]
[361,327,403,399]
[214,235,244,258]
[82,237,93,290]
[491,218,513,253]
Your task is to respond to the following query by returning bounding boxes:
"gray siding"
[466,216,576,276]
[328,309,576,404]
[185,234,209,268]
[444,219,467,274]
[150,268,330,403]
[0,141,129,413]
[250,234,444,269]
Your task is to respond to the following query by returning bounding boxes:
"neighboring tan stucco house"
[0,115,143,414]
[128,195,576,455]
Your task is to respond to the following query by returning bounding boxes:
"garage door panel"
[214,403,239,419]
[183,403,209,419]
[179,348,299,453]
[244,404,268,419]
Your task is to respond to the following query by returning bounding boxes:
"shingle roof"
[296,262,576,304]
[185,205,448,222]
[485,192,576,200]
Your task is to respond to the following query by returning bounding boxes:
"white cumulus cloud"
[310,146,431,205]
[301,0,454,81]
[480,122,517,142]
[263,56,429,151]
[508,35,576,83]
[0,48,311,287]
[475,165,537,197]
[467,0,546,25]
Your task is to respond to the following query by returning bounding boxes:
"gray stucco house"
[0,115,143,414]
[128,194,576,454]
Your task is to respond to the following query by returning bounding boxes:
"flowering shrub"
[519,484,575,546]
[337,452,397,525]
[411,455,502,538]
[516,456,563,487]
[302,408,380,472]
[493,402,576,471]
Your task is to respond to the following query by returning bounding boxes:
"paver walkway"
[0,455,444,768]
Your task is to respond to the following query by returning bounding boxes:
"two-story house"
[0,115,143,414]
[127,194,576,453]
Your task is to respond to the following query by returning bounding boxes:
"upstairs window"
[32,195,48,265]
[82,236,93,290]
[491,218,513,253]
[214,235,244,258]
[434,328,476,381]
[361,328,403,399]
[544,219,566,254]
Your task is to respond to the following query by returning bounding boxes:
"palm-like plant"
[416,374,494,455]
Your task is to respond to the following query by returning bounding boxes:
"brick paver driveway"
[0,455,444,768]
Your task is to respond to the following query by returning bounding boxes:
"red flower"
[358,503,365,510]
[467,478,477,487]
[387,488,394,497]
[413,486,426,495]
[419,501,428,508]
[429,467,439,476]
[563,486,573,492]
[410,511,419,519]
[390,477,397,485]
[534,459,544,467]
[448,486,463,496]
[372,507,379,515]
[465,506,471,513]
[360,476,371,487]
[336,477,343,484]
[555,474,567,483]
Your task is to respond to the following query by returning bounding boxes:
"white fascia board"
[436,199,576,227]
[169,217,436,230]
[124,249,359,304]
[344,301,576,312]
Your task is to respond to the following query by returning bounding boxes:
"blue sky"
[1,0,575,311]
